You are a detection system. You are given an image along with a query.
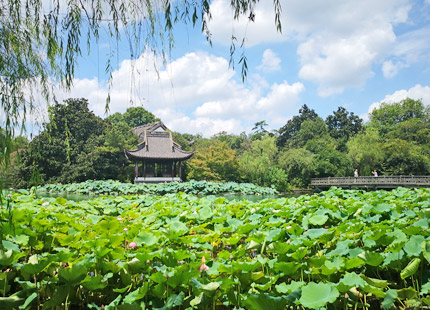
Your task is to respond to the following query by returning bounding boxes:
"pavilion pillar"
[134,162,138,178]
[171,161,175,178]
[179,161,182,179]
[143,161,146,178]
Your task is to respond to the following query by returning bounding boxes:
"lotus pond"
[37,180,279,196]
[1,187,430,309]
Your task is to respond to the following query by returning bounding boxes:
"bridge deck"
[311,176,430,189]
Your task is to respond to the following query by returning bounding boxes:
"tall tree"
[238,135,288,191]
[187,140,239,182]
[277,105,319,147]
[326,107,363,151]
[369,98,428,136]
[347,127,384,176]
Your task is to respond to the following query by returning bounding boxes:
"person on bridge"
[354,169,359,178]
[373,170,378,177]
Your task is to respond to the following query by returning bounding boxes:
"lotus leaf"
[242,293,289,310]
[400,258,421,279]
[299,282,339,309]
[403,235,425,257]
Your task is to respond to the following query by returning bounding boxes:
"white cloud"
[381,27,430,78]
[54,51,304,137]
[207,0,286,47]
[208,0,414,96]
[257,49,281,72]
[366,84,430,119]
[382,60,407,78]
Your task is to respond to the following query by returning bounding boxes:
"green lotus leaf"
[337,272,367,292]
[374,203,392,213]
[232,261,259,272]
[397,287,417,299]
[273,261,301,275]
[168,221,188,236]
[309,214,328,226]
[400,258,421,279]
[421,281,430,295]
[291,247,307,261]
[304,228,328,239]
[123,284,149,304]
[55,197,67,206]
[242,293,289,310]
[345,257,364,269]
[299,282,339,309]
[135,231,159,246]
[0,289,36,309]
[0,250,24,267]
[190,292,203,306]
[198,206,213,220]
[21,255,50,275]
[382,289,397,310]
[223,234,242,245]
[422,241,430,263]
[266,228,283,242]
[2,241,20,253]
[201,281,220,292]
[81,275,109,290]
[403,235,425,257]
[13,235,29,246]
[58,264,87,284]
[275,281,305,294]
[358,251,384,266]
[361,275,388,288]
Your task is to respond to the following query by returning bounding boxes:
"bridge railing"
[311,176,430,188]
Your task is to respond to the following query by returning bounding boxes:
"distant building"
[124,121,194,183]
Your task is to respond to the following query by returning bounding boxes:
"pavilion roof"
[125,121,194,161]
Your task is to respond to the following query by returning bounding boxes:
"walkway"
[311,176,430,189]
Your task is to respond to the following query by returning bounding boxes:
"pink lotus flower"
[286,225,292,229]
[199,263,209,272]
[42,202,50,206]
[128,242,137,249]
[123,228,128,231]
[286,239,291,243]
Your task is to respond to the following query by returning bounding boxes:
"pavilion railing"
[310,176,430,188]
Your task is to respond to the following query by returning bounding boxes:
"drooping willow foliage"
[0,0,283,196]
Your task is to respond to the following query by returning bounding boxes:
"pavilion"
[124,122,194,183]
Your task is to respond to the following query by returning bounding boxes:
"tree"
[278,148,315,188]
[326,107,363,151]
[251,120,270,140]
[17,99,107,185]
[347,127,384,176]
[291,117,329,148]
[187,140,239,182]
[277,105,319,147]
[212,131,248,152]
[238,135,288,191]
[381,139,430,175]
[369,98,428,136]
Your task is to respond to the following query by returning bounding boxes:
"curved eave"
[124,149,194,161]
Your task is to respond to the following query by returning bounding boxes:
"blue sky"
[55,0,430,137]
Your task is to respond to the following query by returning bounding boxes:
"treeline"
[3,98,430,190]
[183,98,430,190]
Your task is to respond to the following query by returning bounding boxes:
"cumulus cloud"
[208,0,414,96]
[257,49,281,72]
[54,51,304,137]
[381,27,430,78]
[365,84,430,120]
